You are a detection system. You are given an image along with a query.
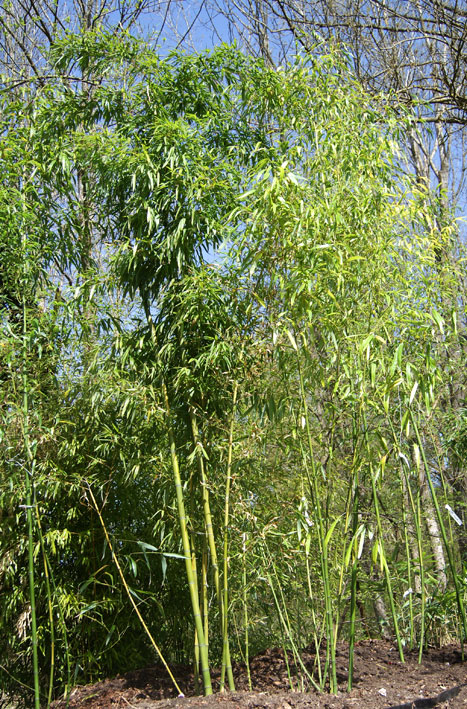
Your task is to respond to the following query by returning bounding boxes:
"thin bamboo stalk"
[220,384,238,692]
[35,507,55,707]
[193,629,200,695]
[242,533,252,691]
[411,413,467,642]
[86,484,185,697]
[144,305,212,695]
[388,420,424,654]
[348,474,359,691]
[304,545,323,687]
[362,410,405,662]
[22,291,40,709]
[162,382,213,695]
[264,544,320,691]
[188,464,201,693]
[299,470,323,687]
[189,408,235,690]
[414,477,426,660]
[35,510,72,705]
[202,542,209,647]
[368,462,405,662]
[297,359,337,693]
[398,470,415,651]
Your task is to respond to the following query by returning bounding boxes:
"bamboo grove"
[1,29,467,707]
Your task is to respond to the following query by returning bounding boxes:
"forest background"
[1,1,467,706]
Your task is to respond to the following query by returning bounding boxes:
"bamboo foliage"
[226,51,466,686]
[1,30,467,706]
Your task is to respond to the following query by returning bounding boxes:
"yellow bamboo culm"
[85,483,185,697]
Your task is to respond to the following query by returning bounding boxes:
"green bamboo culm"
[267,571,295,691]
[22,285,40,709]
[402,451,426,661]
[202,542,209,648]
[347,472,359,691]
[35,508,72,705]
[387,418,425,657]
[220,383,238,692]
[188,470,201,693]
[189,408,235,691]
[361,408,405,663]
[242,532,252,691]
[162,382,213,695]
[297,356,337,693]
[263,542,320,691]
[300,470,323,687]
[144,305,212,695]
[397,463,415,652]
[35,508,55,707]
[410,412,467,643]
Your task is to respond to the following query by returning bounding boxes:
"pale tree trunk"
[374,594,391,640]
[401,472,422,595]
[253,0,273,64]
[418,465,447,592]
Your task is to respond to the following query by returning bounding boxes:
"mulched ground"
[53,640,467,709]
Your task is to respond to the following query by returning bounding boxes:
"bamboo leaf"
[285,329,298,351]
[431,310,444,335]
[409,381,418,405]
[324,516,341,549]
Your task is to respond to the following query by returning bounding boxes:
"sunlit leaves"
[2,28,466,702]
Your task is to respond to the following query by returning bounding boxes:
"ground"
[53,641,467,709]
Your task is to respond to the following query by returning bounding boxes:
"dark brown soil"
[53,641,467,709]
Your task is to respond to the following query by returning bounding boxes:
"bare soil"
[53,641,467,709]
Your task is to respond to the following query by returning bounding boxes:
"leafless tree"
[203,1,466,120]
[0,0,182,80]
[202,0,467,186]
